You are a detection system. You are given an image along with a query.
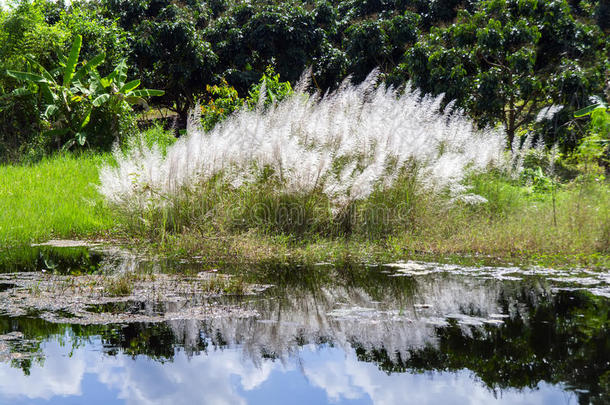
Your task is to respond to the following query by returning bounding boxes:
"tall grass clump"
[100,72,508,237]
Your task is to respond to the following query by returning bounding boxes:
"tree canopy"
[0,0,608,160]
[404,0,608,147]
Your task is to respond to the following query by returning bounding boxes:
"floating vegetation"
[0,246,268,324]
[0,270,264,324]
[385,260,610,298]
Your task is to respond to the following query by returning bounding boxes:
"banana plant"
[6,35,164,149]
[89,58,165,109]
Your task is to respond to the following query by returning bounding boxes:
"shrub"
[574,97,610,174]
[200,78,244,132]
[7,35,164,151]
[200,67,293,132]
[0,91,41,161]
[246,66,293,110]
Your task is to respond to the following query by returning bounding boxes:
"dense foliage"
[404,0,608,148]
[0,0,608,162]
[7,34,164,151]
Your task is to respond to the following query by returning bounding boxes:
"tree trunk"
[506,98,516,149]
[506,125,515,150]
[174,108,189,137]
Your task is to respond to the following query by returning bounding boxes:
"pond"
[0,245,608,404]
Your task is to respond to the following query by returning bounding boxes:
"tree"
[58,2,130,75]
[342,12,420,82]
[403,0,608,148]
[102,0,217,128]
[204,2,323,93]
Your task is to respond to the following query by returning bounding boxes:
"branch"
[514,98,541,129]
[481,53,510,73]
[513,88,541,118]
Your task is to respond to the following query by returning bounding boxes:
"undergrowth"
[0,110,607,269]
[0,151,607,267]
[120,172,609,269]
[94,73,609,268]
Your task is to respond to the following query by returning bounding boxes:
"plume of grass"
[100,71,508,234]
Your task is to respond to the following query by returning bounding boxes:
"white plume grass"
[535,104,564,122]
[100,71,508,214]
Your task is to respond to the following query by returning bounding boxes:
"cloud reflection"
[0,339,576,405]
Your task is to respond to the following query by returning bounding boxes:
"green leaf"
[11,87,33,96]
[91,69,102,82]
[43,104,59,118]
[72,53,105,84]
[79,108,91,129]
[40,83,56,104]
[120,79,140,94]
[113,59,128,88]
[63,35,83,87]
[75,131,87,146]
[55,44,67,65]
[125,96,146,105]
[6,70,47,83]
[62,139,76,151]
[92,94,111,107]
[131,89,165,98]
[71,82,90,95]
[24,55,56,84]
[574,104,602,118]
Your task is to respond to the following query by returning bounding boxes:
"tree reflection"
[0,264,608,403]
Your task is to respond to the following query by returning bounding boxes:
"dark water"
[0,246,608,405]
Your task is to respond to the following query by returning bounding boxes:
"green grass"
[0,153,116,247]
[119,170,610,269]
[0,150,608,269]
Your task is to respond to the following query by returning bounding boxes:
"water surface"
[0,246,608,404]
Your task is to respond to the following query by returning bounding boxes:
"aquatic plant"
[100,71,507,212]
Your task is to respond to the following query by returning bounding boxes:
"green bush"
[246,66,293,109]
[200,67,292,131]
[200,78,244,131]
[0,91,41,161]
[574,98,610,173]
[7,35,164,151]
[122,122,176,156]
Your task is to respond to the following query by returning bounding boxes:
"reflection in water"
[0,249,608,404]
[0,339,582,405]
[196,274,512,365]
